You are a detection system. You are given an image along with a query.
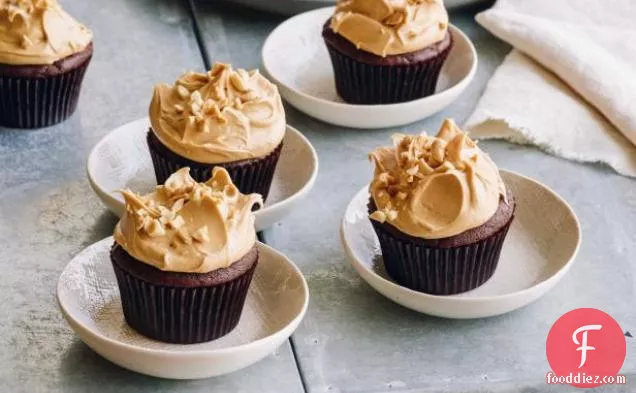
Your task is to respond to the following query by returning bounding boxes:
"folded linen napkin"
[465,0,636,177]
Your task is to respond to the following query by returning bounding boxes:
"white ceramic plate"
[87,118,318,231]
[57,237,309,379]
[261,7,477,129]
[341,170,581,319]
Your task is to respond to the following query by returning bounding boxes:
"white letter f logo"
[572,324,602,368]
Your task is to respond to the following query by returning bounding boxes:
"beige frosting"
[114,167,262,273]
[150,63,286,164]
[0,0,92,65]
[369,119,507,239]
[329,0,448,57]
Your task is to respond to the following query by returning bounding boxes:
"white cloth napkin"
[465,0,636,177]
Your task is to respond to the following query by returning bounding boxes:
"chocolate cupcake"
[0,0,93,128]
[322,0,453,105]
[148,63,285,201]
[368,119,515,295]
[111,167,263,343]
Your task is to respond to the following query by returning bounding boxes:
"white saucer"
[57,237,309,379]
[341,170,581,319]
[261,7,477,129]
[87,118,318,231]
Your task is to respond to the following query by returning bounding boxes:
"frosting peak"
[114,167,262,273]
[150,63,286,164]
[369,119,507,239]
[329,0,448,57]
[0,0,92,65]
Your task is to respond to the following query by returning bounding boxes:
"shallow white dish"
[57,237,309,379]
[261,7,477,129]
[341,170,581,319]
[87,118,318,231]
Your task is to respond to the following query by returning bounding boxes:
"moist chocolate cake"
[111,244,258,344]
[322,0,453,104]
[323,22,452,67]
[0,0,93,128]
[110,167,263,343]
[367,119,516,295]
[111,243,258,288]
[0,43,93,77]
[369,188,515,249]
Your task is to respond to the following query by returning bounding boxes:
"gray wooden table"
[0,0,633,392]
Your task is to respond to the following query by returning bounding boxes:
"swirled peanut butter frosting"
[329,0,448,57]
[114,167,262,273]
[150,63,286,164]
[0,0,92,65]
[369,119,507,239]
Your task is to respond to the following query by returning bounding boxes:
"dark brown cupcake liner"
[147,130,282,201]
[325,39,453,105]
[371,215,513,295]
[0,57,91,129]
[111,253,257,344]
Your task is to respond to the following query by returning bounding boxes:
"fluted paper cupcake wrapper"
[371,219,513,295]
[325,43,452,105]
[112,259,257,344]
[147,131,282,201]
[0,59,91,128]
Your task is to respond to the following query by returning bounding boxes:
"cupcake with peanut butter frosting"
[147,62,285,201]
[368,119,515,295]
[0,0,93,128]
[111,167,262,343]
[322,0,453,104]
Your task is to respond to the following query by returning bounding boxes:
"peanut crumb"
[369,210,387,223]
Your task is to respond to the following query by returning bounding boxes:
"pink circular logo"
[546,308,626,388]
